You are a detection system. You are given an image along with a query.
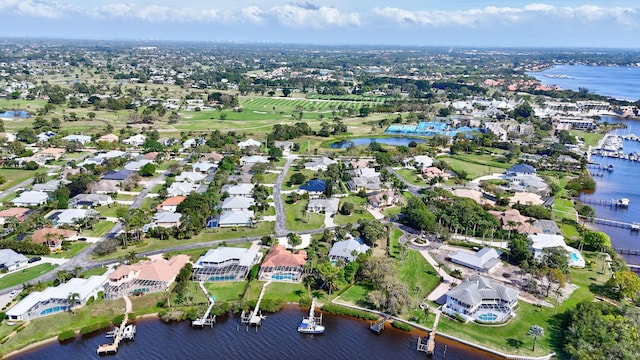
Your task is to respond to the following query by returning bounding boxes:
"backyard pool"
[476,312,498,322]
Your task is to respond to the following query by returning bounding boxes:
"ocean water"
[7,306,499,360]
[527,65,640,101]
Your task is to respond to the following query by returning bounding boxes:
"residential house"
[6,275,107,321]
[534,219,562,235]
[328,236,370,263]
[53,208,97,226]
[298,179,327,198]
[36,131,56,142]
[12,191,49,207]
[92,180,120,193]
[304,157,336,171]
[218,210,254,228]
[221,196,254,212]
[104,255,190,299]
[307,198,339,213]
[0,249,29,272]
[508,175,549,195]
[451,188,495,207]
[123,134,147,146]
[62,134,91,144]
[368,189,397,208]
[102,169,135,181]
[201,152,224,163]
[157,196,186,212]
[258,245,307,282]
[222,183,255,198]
[422,166,449,181]
[411,155,434,169]
[274,141,294,153]
[68,194,114,208]
[0,208,31,225]
[181,138,205,150]
[33,179,69,194]
[176,171,206,183]
[124,159,153,171]
[449,248,502,273]
[192,162,217,173]
[442,276,519,323]
[34,147,65,162]
[506,163,536,176]
[167,182,199,197]
[97,133,119,143]
[152,211,182,228]
[192,247,263,282]
[240,155,269,165]
[528,234,585,267]
[31,228,77,251]
[238,138,261,149]
[347,167,383,193]
[488,209,541,235]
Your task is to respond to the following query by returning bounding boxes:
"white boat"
[617,198,630,207]
[297,298,325,334]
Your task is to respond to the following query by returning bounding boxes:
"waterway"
[527,65,640,102]
[330,137,427,149]
[8,306,499,360]
[583,115,640,264]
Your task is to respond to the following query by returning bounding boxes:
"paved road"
[385,166,426,196]
[273,157,295,236]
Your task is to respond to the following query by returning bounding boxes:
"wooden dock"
[97,316,135,355]
[192,282,216,327]
[614,248,640,256]
[241,281,271,327]
[369,315,390,334]
[581,216,640,230]
[417,310,441,355]
[578,197,629,208]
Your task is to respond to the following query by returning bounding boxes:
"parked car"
[78,237,87,241]
[28,256,41,263]
[9,290,18,298]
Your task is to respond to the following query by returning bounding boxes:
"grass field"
[398,250,440,299]
[571,130,604,147]
[282,169,319,191]
[338,284,372,306]
[553,198,577,221]
[0,263,56,290]
[395,168,429,186]
[284,199,325,231]
[204,281,248,303]
[333,195,374,225]
[80,266,109,277]
[0,169,36,191]
[82,221,114,237]
[244,280,310,303]
[438,155,509,180]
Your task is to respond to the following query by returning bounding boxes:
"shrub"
[321,304,378,321]
[128,313,137,321]
[298,296,312,308]
[112,314,125,326]
[80,320,110,335]
[210,302,230,317]
[58,330,76,342]
[391,321,412,332]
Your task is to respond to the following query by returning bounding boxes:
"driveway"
[273,157,295,236]
[277,234,311,250]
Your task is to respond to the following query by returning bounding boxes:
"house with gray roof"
[68,194,114,208]
[221,196,254,211]
[176,171,206,183]
[124,159,154,171]
[0,249,29,272]
[62,134,91,144]
[218,210,254,227]
[32,179,69,194]
[12,191,49,207]
[167,182,199,197]
[222,183,255,198]
[304,157,337,171]
[442,276,519,323]
[193,162,217,173]
[192,247,263,282]
[152,211,182,228]
[329,236,370,263]
[307,198,339,213]
[240,155,269,165]
[449,248,502,273]
[54,208,97,226]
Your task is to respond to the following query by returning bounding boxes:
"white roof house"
[329,237,370,263]
[152,211,182,228]
[32,179,69,193]
[68,194,114,208]
[307,198,339,213]
[218,210,254,227]
[0,249,29,272]
[124,159,154,171]
[6,275,107,321]
[450,248,502,272]
[123,134,147,146]
[192,162,217,173]
[192,247,263,282]
[12,191,49,207]
[167,182,199,197]
[442,276,519,323]
[223,183,255,198]
[412,155,434,168]
[240,155,269,165]
[221,196,254,211]
[528,234,585,268]
[62,134,91,144]
[304,157,337,171]
[238,138,261,149]
[176,171,206,183]
[55,209,97,226]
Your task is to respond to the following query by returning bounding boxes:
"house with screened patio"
[258,245,307,282]
[441,276,519,323]
[192,247,263,282]
[104,255,189,299]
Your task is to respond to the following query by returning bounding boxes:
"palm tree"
[527,325,544,351]
[67,292,80,311]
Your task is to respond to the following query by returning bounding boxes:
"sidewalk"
[415,248,457,303]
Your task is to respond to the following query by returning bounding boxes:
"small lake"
[330,137,427,149]
[0,110,30,118]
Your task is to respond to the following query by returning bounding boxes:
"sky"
[0,1,639,47]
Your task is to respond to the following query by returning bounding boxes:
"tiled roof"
[261,245,306,268]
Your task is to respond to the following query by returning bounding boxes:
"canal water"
[8,306,499,360]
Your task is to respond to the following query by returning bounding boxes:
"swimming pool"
[477,313,498,322]
[571,253,580,262]
[272,274,294,281]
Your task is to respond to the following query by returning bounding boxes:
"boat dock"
[578,197,629,208]
[417,310,441,355]
[614,248,640,256]
[241,281,271,327]
[580,216,639,230]
[192,282,216,327]
[369,315,390,334]
[97,297,135,355]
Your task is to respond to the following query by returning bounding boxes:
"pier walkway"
[580,216,640,230]
[417,309,441,355]
[242,281,272,326]
[97,296,133,355]
[192,282,216,327]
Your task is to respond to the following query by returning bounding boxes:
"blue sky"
[0,1,638,47]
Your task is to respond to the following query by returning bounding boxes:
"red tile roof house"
[31,228,78,251]
[258,245,307,282]
[0,207,31,225]
[156,196,186,212]
[104,255,190,299]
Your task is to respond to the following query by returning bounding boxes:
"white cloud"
[268,4,360,28]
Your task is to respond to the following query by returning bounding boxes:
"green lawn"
[0,263,56,290]
[397,250,440,299]
[284,199,325,231]
[260,172,278,184]
[553,198,577,221]
[0,169,35,191]
[115,194,138,201]
[204,281,248,302]
[438,156,508,180]
[95,204,126,218]
[395,168,429,186]
[560,223,581,241]
[48,241,90,259]
[333,195,374,225]
[570,130,604,147]
[282,169,319,190]
[80,266,109,277]
[243,280,312,303]
[81,221,114,237]
[338,284,371,306]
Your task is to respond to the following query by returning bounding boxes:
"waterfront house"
[11,191,49,207]
[31,228,77,251]
[442,276,519,323]
[329,236,370,263]
[218,210,254,228]
[0,207,31,225]
[307,198,339,213]
[157,196,186,212]
[192,247,263,282]
[6,275,107,321]
[304,157,336,171]
[68,194,114,208]
[104,255,190,299]
[0,249,29,272]
[449,248,502,273]
[258,245,307,282]
[528,234,585,267]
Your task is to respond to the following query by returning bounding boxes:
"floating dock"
[97,317,136,355]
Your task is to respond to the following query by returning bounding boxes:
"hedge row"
[320,304,378,321]
[390,321,412,332]
[80,320,110,335]
[58,330,76,342]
